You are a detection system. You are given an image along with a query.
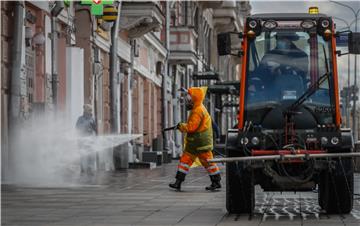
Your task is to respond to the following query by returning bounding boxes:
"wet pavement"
[2,162,360,226]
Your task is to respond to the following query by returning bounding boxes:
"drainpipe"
[110,0,122,133]
[172,67,180,154]
[51,17,58,109]
[162,1,170,151]
[10,1,24,119]
[127,39,134,163]
[8,1,25,182]
[50,1,67,110]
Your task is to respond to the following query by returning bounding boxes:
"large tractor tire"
[320,158,354,214]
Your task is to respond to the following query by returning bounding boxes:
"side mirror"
[217,33,231,56]
[348,32,360,54]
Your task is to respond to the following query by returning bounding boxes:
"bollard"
[113,144,129,169]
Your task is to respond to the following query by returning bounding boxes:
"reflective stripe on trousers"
[206,165,220,175]
[177,162,190,174]
[177,150,220,176]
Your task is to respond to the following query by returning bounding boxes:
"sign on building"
[81,0,114,16]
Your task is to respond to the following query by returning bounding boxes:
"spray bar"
[208,152,360,163]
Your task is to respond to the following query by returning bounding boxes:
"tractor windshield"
[245,30,335,128]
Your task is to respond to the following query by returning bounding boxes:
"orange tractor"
[213,8,360,214]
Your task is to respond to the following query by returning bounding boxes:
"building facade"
[168,0,251,156]
[1,1,77,180]
[1,1,251,181]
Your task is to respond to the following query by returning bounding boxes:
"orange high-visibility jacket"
[178,87,213,154]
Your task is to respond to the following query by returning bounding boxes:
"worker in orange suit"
[169,87,221,191]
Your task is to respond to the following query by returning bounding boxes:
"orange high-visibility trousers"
[177,151,220,176]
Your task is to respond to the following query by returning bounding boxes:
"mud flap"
[226,158,255,214]
[322,158,354,214]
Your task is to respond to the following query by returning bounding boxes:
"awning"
[192,71,220,80]
[207,81,240,95]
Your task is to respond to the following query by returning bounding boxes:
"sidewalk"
[2,162,360,226]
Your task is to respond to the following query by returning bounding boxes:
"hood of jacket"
[188,86,207,108]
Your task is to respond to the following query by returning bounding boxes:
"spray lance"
[162,87,189,133]
[162,125,179,132]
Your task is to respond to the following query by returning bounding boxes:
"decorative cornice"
[119,2,165,39]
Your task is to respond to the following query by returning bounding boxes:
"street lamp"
[330,0,360,141]
[333,16,350,30]
[334,17,360,31]
[348,18,360,29]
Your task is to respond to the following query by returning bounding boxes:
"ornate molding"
[119,16,152,30]
[120,17,160,39]
[119,2,165,39]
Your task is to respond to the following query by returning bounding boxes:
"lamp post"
[330,0,360,140]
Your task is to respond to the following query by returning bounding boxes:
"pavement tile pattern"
[2,162,360,226]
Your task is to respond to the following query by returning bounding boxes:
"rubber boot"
[206,174,221,191]
[169,171,186,191]
[169,179,182,191]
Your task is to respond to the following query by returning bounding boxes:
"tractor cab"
[215,8,360,215]
[244,15,335,130]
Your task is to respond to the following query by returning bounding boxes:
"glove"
[177,123,186,132]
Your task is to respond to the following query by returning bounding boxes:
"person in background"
[259,32,308,80]
[76,104,97,176]
[169,87,221,191]
[250,32,309,101]
[212,119,220,144]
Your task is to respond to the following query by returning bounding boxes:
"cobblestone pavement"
[2,162,360,226]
